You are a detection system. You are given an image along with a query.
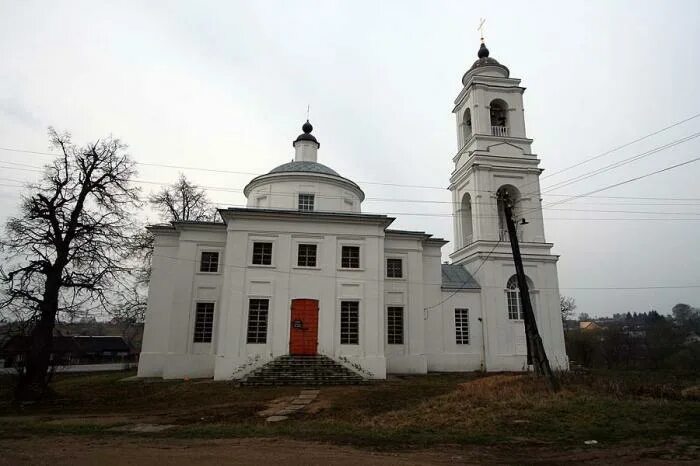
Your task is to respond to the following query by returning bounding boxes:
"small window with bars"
[386,258,403,278]
[455,308,469,345]
[193,302,215,343]
[340,301,359,344]
[297,244,317,267]
[387,306,404,344]
[252,242,272,265]
[341,246,360,269]
[246,299,269,344]
[200,251,219,273]
[298,193,315,211]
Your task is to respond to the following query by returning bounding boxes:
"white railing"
[499,229,523,242]
[491,125,509,137]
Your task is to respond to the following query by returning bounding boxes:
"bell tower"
[448,40,568,370]
[450,40,547,258]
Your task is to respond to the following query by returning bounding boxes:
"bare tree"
[148,173,217,223]
[0,128,140,401]
[560,295,577,323]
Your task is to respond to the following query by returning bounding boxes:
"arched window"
[489,99,508,136]
[505,275,534,320]
[462,108,472,144]
[460,193,473,245]
[496,185,521,241]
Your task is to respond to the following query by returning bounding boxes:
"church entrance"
[289,299,319,356]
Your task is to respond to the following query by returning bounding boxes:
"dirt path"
[0,436,691,465]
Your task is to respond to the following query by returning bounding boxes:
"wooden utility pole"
[500,192,560,391]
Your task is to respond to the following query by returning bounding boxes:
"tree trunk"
[14,275,60,401]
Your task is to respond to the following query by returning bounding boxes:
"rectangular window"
[298,193,315,211]
[200,251,219,273]
[193,302,215,343]
[246,299,269,344]
[386,258,403,278]
[340,301,359,344]
[455,308,469,344]
[341,246,360,269]
[297,244,317,267]
[507,291,524,320]
[252,242,272,265]
[387,306,404,344]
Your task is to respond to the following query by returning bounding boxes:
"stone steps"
[240,354,366,386]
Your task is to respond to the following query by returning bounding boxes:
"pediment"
[486,141,525,156]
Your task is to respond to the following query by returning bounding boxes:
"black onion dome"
[293,120,319,146]
[462,41,510,84]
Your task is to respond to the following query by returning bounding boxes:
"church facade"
[137,43,568,381]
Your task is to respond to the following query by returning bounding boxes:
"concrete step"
[240,354,366,386]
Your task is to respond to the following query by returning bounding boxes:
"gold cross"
[477,18,486,42]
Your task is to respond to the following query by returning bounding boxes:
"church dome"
[462,42,510,85]
[243,121,365,209]
[268,160,340,176]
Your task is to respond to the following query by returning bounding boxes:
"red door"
[289,299,319,356]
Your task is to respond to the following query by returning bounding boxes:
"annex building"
[137,42,568,380]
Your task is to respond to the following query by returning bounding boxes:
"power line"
[535,155,700,212]
[523,112,700,190]
[539,131,700,194]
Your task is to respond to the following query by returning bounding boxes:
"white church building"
[137,42,568,381]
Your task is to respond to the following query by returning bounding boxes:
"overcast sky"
[1,0,699,318]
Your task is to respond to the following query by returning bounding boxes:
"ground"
[0,370,698,464]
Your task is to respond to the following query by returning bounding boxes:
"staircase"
[240,354,366,386]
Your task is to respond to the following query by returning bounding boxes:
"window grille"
[193,302,215,343]
[298,193,315,211]
[297,244,317,267]
[341,246,360,269]
[340,301,359,344]
[246,299,269,344]
[200,251,219,273]
[386,258,403,278]
[455,308,469,344]
[387,306,404,344]
[252,242,272,265]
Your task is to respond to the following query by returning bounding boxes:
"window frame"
[387,306,404,345]
[298,193,315,212]
[199,251,220,273]
[340,300,360,345]
[251,241,273,266]
[297,243,318,268]
[454,308,470,345]
[193,302,215,343]
[385,258,403,279]
[246,298,269,344]
[340,245,361,269]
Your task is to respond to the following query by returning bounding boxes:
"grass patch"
[1,369,698,451]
